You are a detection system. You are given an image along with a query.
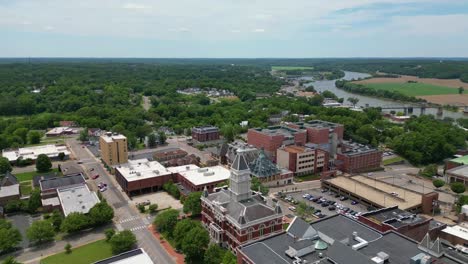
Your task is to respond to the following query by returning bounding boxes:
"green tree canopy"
[2,256,22,264]
[60,212,89,233]
[183,192,202,216]
[0,157,12,174]
[451,182,466,194]
[432,179,445,188]
[180,225,210,263]
[27,220,55,244]
[109,230,137,255]
[204,244,225,264]
[88,201,114,226]
[27,131,41,144]
[0,219,22,253]
[28,188,42,213]
[35,154,52,172]
[153,209,179,236]
[147,133,157,148]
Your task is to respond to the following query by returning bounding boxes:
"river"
[303,71,464,120]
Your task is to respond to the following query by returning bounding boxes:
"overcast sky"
[1,0,468,58]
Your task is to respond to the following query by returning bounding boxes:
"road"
[66,138,175,264]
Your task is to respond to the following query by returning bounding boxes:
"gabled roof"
[232,151,249,171]
[250,150,280,178]
[287,216,317,239]
[0,171,18,186]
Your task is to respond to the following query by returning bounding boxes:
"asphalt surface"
[66,138,175,264]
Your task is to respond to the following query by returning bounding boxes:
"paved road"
[66,138,175,264]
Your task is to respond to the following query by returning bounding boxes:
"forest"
[0,59,467,165]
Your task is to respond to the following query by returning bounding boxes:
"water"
[304,71,464,120]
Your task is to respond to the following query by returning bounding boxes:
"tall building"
[201,151,283,251]
[99,132,128,166]
[336,141,382,173]
[277,145,329,176]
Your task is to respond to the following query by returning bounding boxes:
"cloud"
[231,29,241,33]
[43,25,54,31]
[122,3,151,10]
[252,28,265,33]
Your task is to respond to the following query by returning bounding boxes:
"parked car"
[99,186,107,192]
[339,196,348,201]
[302,193,311,198]
[321,202,330,207]
[351,200,359,205]
[308,196,315,201]
[321,189,328,193]
[91,174,100,180]
[137,200,151,206]
[288,206,296,212]
[328,206,336,211]
[89,168,95,172]
[334,193,340,198]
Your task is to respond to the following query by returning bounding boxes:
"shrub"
[432,179,445,188]
[64,243,72,254]
[148,204,158,214]
[451,182,466,194]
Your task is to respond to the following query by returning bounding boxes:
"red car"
[91,174,100,180]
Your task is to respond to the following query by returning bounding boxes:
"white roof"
[166,164,200,174]
[2,144,71,162]
[100,133,127,143]
[97,248,153,264]
[42,197,61,207]
[46,127,73,135]
[178,165,230,186]
[116,158,171,182]
[0,184,20,198]
[57,184,100,216]
[441,224,468,241]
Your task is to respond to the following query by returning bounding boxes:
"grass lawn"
[294,174,321,182]
[16,168,60,182]
[383,156,406,166]
[362,82,458,96]
[19,181,33,195]
[41,239,113,264]
[272,66,314,71]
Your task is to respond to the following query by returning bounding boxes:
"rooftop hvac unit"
[136,172,141,176]
[198,168,209,173]
[153,170,159,175]
[204,171,215,176]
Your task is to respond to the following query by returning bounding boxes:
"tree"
[158,131,167,145]
[305,85,316,92]
[251,177,269,195]
[28,188,42,213]
[28,131,41,144]
[50,210,63,231]
[79,128,89,142]
[183,192,202,216]
[58,152,65,161]
[459,87,464,94]
[61,212,89,233]
[2,257,22,264]
[153,209,179,236]
[433,179,445,188]
[221,124,237,142]
[451,182,466,194]
[88,201,114,226]
[109,230,137,255]
[347,97,360,107]
[105,228,116,241]
[180,226,210,263]
[222,251,237,264]
[27,220,55,244]
[147,133,157,148]
[137,203,146,213]
[0,157,12,174]
[13,128,28,145]
[204,244,225,264]
[173,219,199,250]
[421,164,438,178]
[36,154,52,172]
[64,243,72,254]
[148,203,158,214]
[0,219,22,253]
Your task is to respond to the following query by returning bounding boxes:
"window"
[248,227,254,240]
[259,224,266,236]
[270,221,276,233]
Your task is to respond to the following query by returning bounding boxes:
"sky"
[1,0,468,58]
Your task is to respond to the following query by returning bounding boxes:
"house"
[0,172,20,205]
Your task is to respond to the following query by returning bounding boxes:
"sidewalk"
[148,225,184,264]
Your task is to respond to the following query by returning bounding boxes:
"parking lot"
[132,191,183,211]
[278,187,368,221]
[7,213,42,249]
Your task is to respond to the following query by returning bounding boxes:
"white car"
[288,206,296,212]
[302,193,310,198]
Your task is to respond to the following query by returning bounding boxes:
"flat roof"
[441,224,468,242]
[2,144,71,162]
[94,248,153,264]
[325,176,422,210]
[281,145,316,154]
[57,184,100,217]
[100,133,127,143]
[450,155,468,165]
[361,206,427,228]
[116,158,171,182]
[447,165,468,178]
[40,173,86,191]
[46,127,73,135]
[42,197,61,207]
[298,120,342,129]
[252,125,305,137]
[166,164,200,174]
[178,166,230,186]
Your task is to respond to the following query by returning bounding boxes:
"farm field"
[354,75,468,89]
[272,66,314,71]
[416,94,468,105]
[359,82,459,97]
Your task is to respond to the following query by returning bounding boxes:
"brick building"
[201,151,283,251]
[276,145,329,176]
[445,165,468,186]
[99,132,128,166]
[358,206,433,242]
[192,126,220,142]
[0,172,20,206]
[439,223,468,246]
[153,148,188,162]
[169,165,230,195]
[287,120,344,145]
[247,126,307,160]
[336,141,382,173]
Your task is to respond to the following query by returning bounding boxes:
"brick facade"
[336,150,382,173]
[247,127,307,160]
[192,126,220,142]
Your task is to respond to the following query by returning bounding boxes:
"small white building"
[2,144,71,162]
[57,184,100,216]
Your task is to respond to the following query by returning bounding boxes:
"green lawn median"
[41,239,113,264]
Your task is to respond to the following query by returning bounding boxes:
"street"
[66,138,175,264]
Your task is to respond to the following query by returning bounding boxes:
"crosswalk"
[130,225,148,232]
[118,216,140,224]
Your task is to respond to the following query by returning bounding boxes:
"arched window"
[248,227,254,240]
[259,224,266,236]
[270,220,276,233]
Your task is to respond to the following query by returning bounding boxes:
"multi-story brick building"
[99,132,128,166]
[201,151,283,252]
[287,120,344,145]
[336,141,382,173]
[247,126,307,160]
[153,148,188,162]
[192,126,220,142]
[276,145,329,176]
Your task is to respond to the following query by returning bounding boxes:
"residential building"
[0,172,20,205]
[336,141,382,173]
[94,248,153,264]
[192,126,220,142]
[276,145,329,176]
[323,175,439,214]
[446,165,468,186]
[114,159,172,196]
[250,150,293,187]
[170,165,230,195]
[247,126,307,160]
[57,184,99,217]
[201,151,284,251]
[2,144,70,163]
[99,132,128,166]
[358,206,433,242]
[237,214,464,264]
[45,127,76,137]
